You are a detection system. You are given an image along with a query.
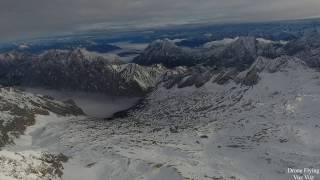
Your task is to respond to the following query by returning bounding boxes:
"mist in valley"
[23,87,140,118]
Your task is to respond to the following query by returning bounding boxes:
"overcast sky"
[1,0,320,41]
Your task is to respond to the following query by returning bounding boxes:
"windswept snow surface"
[3,57,320,180]
[0,88,82,180]
[0,150,61,180]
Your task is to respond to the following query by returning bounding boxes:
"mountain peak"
[133,39,197,67]
[252,56,306,73]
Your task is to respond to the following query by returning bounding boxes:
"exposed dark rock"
[284,30,320,68]
[242,69,260,86]
[134,37,285,70]
[0,87,84,149]
[133,39,200,68]
[0,50,167,96]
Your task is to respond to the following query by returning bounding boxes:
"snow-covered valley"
[1,55,320,180]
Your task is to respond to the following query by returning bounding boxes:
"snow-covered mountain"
[0,49,168,96]
[1,54,319,180]
[0,87,83,180]
[204,37,284,70]
[0,87,83,149]
[1,34,317,97]
[284,30,320,68]
[133,39,201,67]
[133,37,285,70]
[65,55,319,180]
[1,31,320,180]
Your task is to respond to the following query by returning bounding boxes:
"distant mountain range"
[134,31,320,69]
[133,37,284,69]
[1,18,320,180]
[0,30,320,98]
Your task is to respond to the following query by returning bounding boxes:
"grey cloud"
[1,0,320,41]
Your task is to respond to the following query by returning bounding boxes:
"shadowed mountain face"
[0,49,167,96]
[134,32,320,70]
[132,40,201,68]
[133,37,286,70]
[284,30,320,68]
[204,37,285,69]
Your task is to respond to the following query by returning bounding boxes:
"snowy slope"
[0,87,83,148]
[2,55,319,180]
[0,87,84,180]
[0,150,68,180]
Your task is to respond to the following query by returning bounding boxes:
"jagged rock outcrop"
[0,87,84,148]
[284,30,320,68]
[133,39,200,68]
[134,37,285,70]
[162,56,307,88]
[240,56,306,86]
[205,37,259,69]
[0,150,68,180]
[204,37,285,70]
[0,50,168,96]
